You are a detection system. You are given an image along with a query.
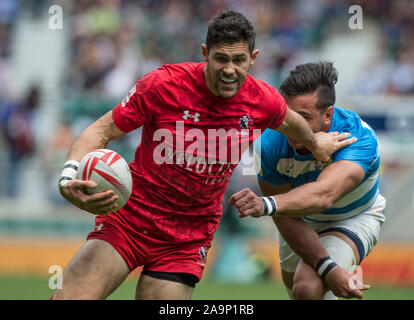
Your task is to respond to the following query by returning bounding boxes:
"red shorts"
[86,213,211,282]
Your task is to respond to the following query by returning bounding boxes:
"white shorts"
[279,194,386,273]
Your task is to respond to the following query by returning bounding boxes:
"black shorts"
[140,270,199,288]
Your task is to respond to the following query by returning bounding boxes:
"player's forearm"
[276,108,317,153]
[274,217,328,268]
[65,111,125,162]
[273,181,334,217]
[66,121,110,161]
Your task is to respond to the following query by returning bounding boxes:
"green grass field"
[0,275,412,300]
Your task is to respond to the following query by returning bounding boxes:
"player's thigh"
[54,239,130,299]
[136,274,194,300]
[319,231,360,266]
[317,200,386,268]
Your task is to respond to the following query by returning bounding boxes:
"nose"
[222,63,235,75]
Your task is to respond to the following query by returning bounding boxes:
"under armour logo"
[182,110,200,122]
[197,245,207,266]
[95,223,104,231]
[199,246,207,261]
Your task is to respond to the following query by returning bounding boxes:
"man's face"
[285,92,333,153]
[202,41,259,99]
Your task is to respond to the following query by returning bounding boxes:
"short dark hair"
[206,9,256,54]
[280,62,338,110]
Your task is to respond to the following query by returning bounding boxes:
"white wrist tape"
[59,160,80,188]
[260,196,278,216]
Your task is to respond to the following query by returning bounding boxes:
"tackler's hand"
[324,266,370,299]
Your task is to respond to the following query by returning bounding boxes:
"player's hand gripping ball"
[77,149,132,212]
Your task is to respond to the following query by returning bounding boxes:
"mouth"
[219,76,238,87]
[220,76,237,83]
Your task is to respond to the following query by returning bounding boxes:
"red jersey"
[110,62,286,244]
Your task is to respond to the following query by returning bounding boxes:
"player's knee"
[292,280,325,300]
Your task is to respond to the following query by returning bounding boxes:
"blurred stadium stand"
[0,0,414,292]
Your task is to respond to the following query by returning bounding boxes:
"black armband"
[260,196,278,216]
[315,256,338,281]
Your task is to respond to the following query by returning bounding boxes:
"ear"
[250,49,260,65]
[201,44,209,62]
[324,106,334,125]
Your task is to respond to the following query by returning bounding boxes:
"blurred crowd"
[63,0,342,101]
[351,0,414,95]
[0,0,413,201]
[62,0,414,104]
[0,0,37,197]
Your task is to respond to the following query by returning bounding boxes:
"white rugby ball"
[77,149,132,212]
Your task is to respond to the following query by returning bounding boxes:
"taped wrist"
[260,196,278,216]
[59,160,79,188]
[315,256,338,281]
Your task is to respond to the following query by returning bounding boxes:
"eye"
[233,56,248,65]
[215,56,227,63]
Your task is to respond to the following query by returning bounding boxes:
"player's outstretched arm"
[275,107,357,162]
[269,160,365,217]
[59,110,127,214]
[230,160,365,218]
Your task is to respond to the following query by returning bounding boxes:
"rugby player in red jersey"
[54,10,355,300]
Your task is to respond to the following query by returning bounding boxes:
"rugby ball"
[77,149,132,212]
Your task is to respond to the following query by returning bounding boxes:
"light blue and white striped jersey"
[254,106,381,223]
